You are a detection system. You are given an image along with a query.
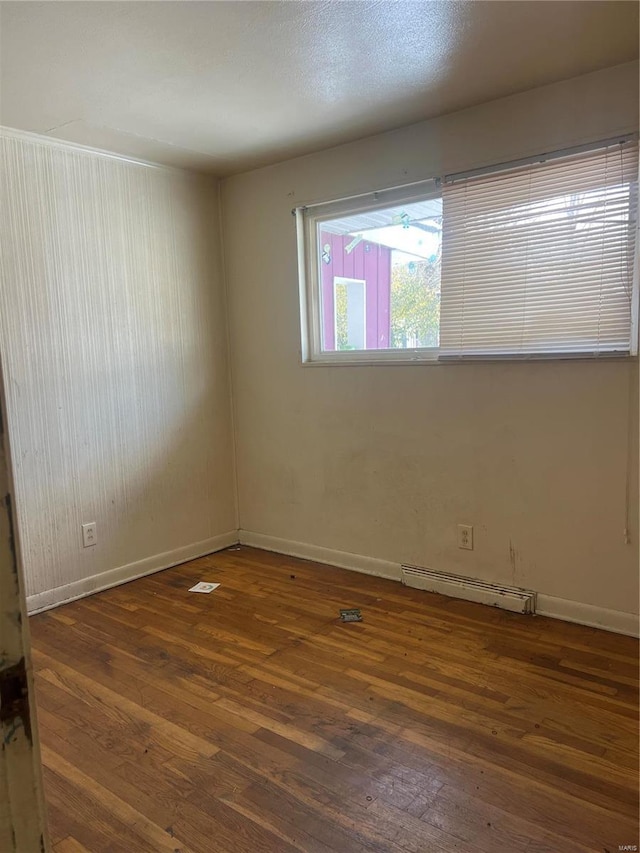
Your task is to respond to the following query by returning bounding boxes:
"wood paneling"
[0,130,237,603]
[31,546,639,853]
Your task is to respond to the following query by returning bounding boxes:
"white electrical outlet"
[82,522,97,548]
[457,524,473,550]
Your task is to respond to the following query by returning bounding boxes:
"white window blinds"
[440,139,638,358]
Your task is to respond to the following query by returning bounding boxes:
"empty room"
[0,1,638,851]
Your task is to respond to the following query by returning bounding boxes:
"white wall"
[223,62,639,631]
[0,130,238,610]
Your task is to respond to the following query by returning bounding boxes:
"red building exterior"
[320,231,392,350]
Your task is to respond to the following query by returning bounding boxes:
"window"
[298,181,443,362]
[297,137,638,363]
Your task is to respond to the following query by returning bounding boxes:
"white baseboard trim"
[28,528,638,637]
[238,530,401,582]
[239,530,638,638]
[26,530,239,615]
[536,594,639,638]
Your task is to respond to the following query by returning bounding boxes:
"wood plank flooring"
[29,546,639,853]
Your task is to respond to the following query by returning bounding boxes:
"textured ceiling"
[0,1,637,175]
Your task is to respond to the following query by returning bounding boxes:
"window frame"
[297,181,442,365]
[296,138,639,366]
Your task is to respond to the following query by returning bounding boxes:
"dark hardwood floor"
[30,546,639,853]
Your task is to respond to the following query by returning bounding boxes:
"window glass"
[317,197,442,352]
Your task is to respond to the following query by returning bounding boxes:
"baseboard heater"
[401,565,537,614]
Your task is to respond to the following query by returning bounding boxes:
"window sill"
[301,352,637,367]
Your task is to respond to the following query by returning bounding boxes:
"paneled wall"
[0,130,237,609]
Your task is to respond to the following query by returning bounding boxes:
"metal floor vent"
[401,565,536,614]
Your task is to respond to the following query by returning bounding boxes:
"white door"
[0,364,50,851]
[333,277,367,350]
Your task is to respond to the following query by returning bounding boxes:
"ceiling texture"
[0,1,637,175]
